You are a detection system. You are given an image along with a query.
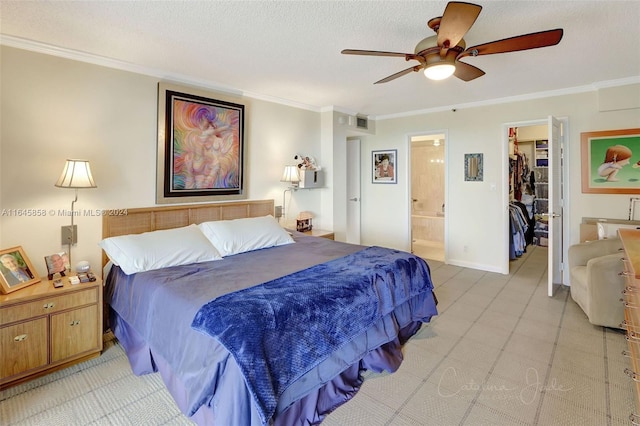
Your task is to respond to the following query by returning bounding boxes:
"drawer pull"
[631,413,640,425]
[624,287,640,294]
[623,323,640,335]
[13,334,28,342]
[69,320,80,326]
[625,302,640,309]
[621,320,640,328]
[626,333,640,342]
[625,368,640,382]
[42,302,55,309]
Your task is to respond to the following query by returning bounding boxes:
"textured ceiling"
[1,1,639,117]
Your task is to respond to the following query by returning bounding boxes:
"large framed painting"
[157,83,246,203]
[581,128,640,194]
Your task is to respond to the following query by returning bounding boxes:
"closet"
[508,127,548,259]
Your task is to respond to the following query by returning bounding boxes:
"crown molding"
[0,34,320,112]
[2,34,638,120]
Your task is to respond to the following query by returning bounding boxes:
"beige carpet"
[1,245,636,425]
[0,334,192,425]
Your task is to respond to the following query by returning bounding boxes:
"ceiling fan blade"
[341,49,412,58]
[458,28,563,59]
[374,65,423,84]
[454,61,485,81]
[437,1,482,48]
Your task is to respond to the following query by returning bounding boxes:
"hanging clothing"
[509,151,531,201]
[509,202,530,259]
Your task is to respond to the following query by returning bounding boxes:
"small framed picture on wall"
[372,149,397,184]
[464,153,483,182]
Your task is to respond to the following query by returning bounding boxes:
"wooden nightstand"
[303,229,335,240]
[0,276,103,390]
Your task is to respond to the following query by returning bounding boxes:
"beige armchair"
[568,238,625,329]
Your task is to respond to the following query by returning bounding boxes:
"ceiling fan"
[341,1,563,84]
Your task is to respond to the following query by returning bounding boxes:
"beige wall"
[0,46,323,277]
[2,43,638,279]
[358,86,640,273]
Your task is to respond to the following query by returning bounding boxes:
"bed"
[102,200,438,425]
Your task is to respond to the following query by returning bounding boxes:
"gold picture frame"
[0,246,41,294]
[581,128,640,194]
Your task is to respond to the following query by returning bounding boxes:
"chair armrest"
[569,239,623,268]
[586,253,626,312]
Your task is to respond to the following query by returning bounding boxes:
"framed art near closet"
[464,153,483,182]
[581,128,640,194]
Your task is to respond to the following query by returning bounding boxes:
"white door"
[346,139,361,244]
[548,116,563,296]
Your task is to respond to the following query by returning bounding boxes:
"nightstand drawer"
[0,287,98,326]
[0,318,48,379]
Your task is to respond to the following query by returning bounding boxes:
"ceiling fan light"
[424,63,455,80]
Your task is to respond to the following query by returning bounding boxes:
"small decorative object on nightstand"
[296,211,313,232]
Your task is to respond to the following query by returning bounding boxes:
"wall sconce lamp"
[280,165,299,219]
[55,159,97,265]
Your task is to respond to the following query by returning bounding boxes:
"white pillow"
[98,224,222,275]
[198,215,294,257]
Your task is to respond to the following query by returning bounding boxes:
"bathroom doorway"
[410,134,445,262]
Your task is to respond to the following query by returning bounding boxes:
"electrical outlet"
[61,225,77,245]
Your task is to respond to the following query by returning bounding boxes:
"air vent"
[356,116,368,129]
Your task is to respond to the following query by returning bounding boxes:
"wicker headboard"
[101,199,274,266]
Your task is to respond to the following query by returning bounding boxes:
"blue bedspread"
[191,246,437,424]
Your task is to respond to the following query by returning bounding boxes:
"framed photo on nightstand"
[0,246,41,294]
[44,251,69,280]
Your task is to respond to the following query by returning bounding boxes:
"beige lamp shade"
[55,159,97,188]
[297,211,313,220]
[280,165,300,184]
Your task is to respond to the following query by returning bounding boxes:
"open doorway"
[508,124,549,269]
[411,134,445,262]
[506,118,568,294]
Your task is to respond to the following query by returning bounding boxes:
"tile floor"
[324,245,636,425]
